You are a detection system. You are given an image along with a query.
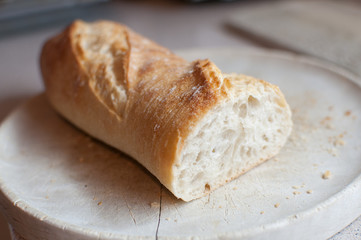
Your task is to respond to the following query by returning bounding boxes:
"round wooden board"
[0,48,361,240]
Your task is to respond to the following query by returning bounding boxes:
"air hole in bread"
[222,129,236,139]
[179,169,186,179]
[263,134,269,142]
[195,152,202,162]
[248,95,260,108]
[235,103,247,118]
[192,172,204,183]
[227,169,233,177]
[246,147,252,157]
[275,97,286,108]
[225,145,233,156]
[240,146,245,157]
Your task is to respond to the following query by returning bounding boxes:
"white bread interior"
[40,20,292,202]
[173,74,292,201]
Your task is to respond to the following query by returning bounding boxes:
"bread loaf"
[40,20,292,201]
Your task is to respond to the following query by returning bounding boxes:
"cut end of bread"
[172,74,292,201]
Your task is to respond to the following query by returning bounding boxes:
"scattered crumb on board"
[290,103,349,159]
[327,148,339,157]
[320,116,334,129]
[329,133,346,147]
[265,101,355,214]
[292,183,305,189]
[322,170,331,179]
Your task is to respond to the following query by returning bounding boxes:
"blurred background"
[0,0,360,239]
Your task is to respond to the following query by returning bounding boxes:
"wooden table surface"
[0,0,360,239]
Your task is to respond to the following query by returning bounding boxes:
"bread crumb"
[292,184,305,189]
[306,190,313,194]
[165,218,170,221]
[327,148,338,157]
[344,110,351,116]
[45,195,49,199]
[97,201,102,206]
[325,123,335,129]
[232,187,237,190]
[293,191,301,195]
[319,116,335,129]
[274,203,280,208]
[174,219,177,222]
[150,202,160,208]
[260,211,265,214]
[322,170,331,179]
[335,139,345,146]
[329,134,346,147]
[320,116,332,125]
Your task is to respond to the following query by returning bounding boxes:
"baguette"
[40,20,292,201]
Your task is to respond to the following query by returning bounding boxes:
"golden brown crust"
[40,20,230,190]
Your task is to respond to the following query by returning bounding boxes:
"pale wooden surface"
[1,49,361,239]
[0,0,360,239]
[228,1,361,78]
